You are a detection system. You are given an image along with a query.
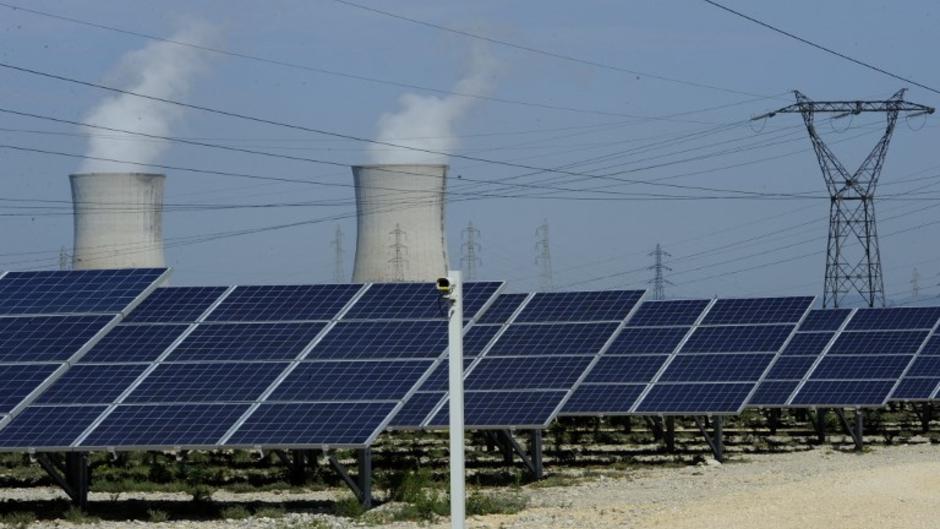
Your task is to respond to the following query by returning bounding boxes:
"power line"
[702,0,940,96]
[329,0,776,99]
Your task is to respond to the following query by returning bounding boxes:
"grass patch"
[146,509,169,522]
[219,505,251,520]
[63,506,99,524]
[528,474,582,488]
[254,505,287,519]
[467,491,528,516]
[333,495,366,518]
[0,512,36,529]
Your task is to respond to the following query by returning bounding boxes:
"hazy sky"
[1,0,938,305]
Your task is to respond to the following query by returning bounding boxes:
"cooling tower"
[70,172,166,270]
[352,164,448,282]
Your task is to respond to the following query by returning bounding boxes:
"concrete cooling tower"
[352,164,449,282]
[70,172,166,270]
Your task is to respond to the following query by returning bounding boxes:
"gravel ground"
[7,443,939,529]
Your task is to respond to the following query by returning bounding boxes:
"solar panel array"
[0,269,169,439]
[0,281,503,451]
[391,290,646,429]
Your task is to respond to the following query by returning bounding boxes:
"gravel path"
[8,443,939,528]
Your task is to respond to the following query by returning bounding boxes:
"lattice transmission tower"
[388,223,409,282]
[648,243,673,300]
[757,90,934,308]
[331,225,345,283]
[535,221,554,291]
[461,221,482,281]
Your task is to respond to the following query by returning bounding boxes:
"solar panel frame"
[888,311,940,402]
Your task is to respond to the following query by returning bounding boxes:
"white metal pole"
[447,270,465,529]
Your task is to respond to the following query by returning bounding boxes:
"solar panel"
[81,404,250,448]
[605,327,689,355]
[464,356,592,390]
[429,390,569,428]
[0,365,57,412]
[124,362,287,403]
[78,324,188,363]
[124,287,227,323]
[513,290,644,322]
[476,294,528,324]
[207,284,362,322]
[584,355,669,384]
[418,360,475,392]
[0,405,108,448]
[485,323,621,356]
[891,378,940,400]
[679,325,794,353]
[36,364,148,404]
[226,402,397,446]
[748,380,801,406]
[0,315,114,362]
[791,380,897,407]
[462,325,501,355]
[810,355,911,380]
[307,321,447,359]
[779,332,835,355]
[919,335,940,355]
[764,356,818,379]
[0,268,166,315]
[562,384,647,414]
[625,299,711,327]
[165,322,326,361]
[700,297,813,325]
[658,354,774,382]
[269,360,433,401]
[845,307,940,331]
[636,383,756,413]
[798,309,852,331]
[342,282,500,320]
[388,392,445,428]
[826,331,928,355]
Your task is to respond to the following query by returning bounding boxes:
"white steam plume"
[79,22,216,173]
[369,46,498,165]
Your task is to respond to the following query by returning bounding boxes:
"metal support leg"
[694,417,724,462]
[357,448,372,509]
[645,416,664,442]
[528,430,544,480]
[664,417,676,453]
[853,409,864,451]
[814,408,828,443]
[916,403,933,433]
[766,409,781,435]
[40,453,90,509]
[289,449,306,485]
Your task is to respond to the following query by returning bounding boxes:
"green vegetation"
[255,505,287,518]
[0,512,36,529]
[219,505,251,519]
[63,506,99,524]
[146,508,169,522]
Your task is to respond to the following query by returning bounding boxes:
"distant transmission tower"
[461,221,482,281]
[388,223,409,281]
[535,221,554,291]
[757,90,934,308]
[911,268,921,301]
[58,247,71,271]
[330,225,345,283]
[648,243,673,300]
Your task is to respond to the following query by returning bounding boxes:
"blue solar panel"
[124,287,227,323]
[343,282,500,320]
[165,322,326,361]
[562,384,646,414]
[389,392,444,428]
[227,402,397,446]
[0,315,114,362]
[826,331,928,355]
[513,290,643,322]
[0,268,165,315]
[891,378,940,400]
[486,323,620,356]
[36,364,148,404]
[748,380,800,406]
[476,294,527,324]
[680,325,794,353]
[779,332,835,355]
[207,284,362,322]
[846,307,940,331]
[905,356,940,377]
[0,405,107,448]
[584,355,668,383]
[0,365,57,412]
[798,309,852,331]
[418,360,474,392]
[465,356,592,390]
[625,299,710,327]
[765,356,818,379]
[658,354,774,382]
[463,325,501,355]
[919,336,940,355]
[78,324,188,363]
[810,355,911,380]
[307,321,447,359]
[82,404,249,447]
[635,383,754,413]
[700,297,813,325]
[430,390,568,427]
[126,362,286,403]
[790,380,896,406]
[605,327,688,355]
[270,360,433,401]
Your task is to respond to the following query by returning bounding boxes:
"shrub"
[0,511,36,529]
[146,509,169,523]
[220,505,251,520]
